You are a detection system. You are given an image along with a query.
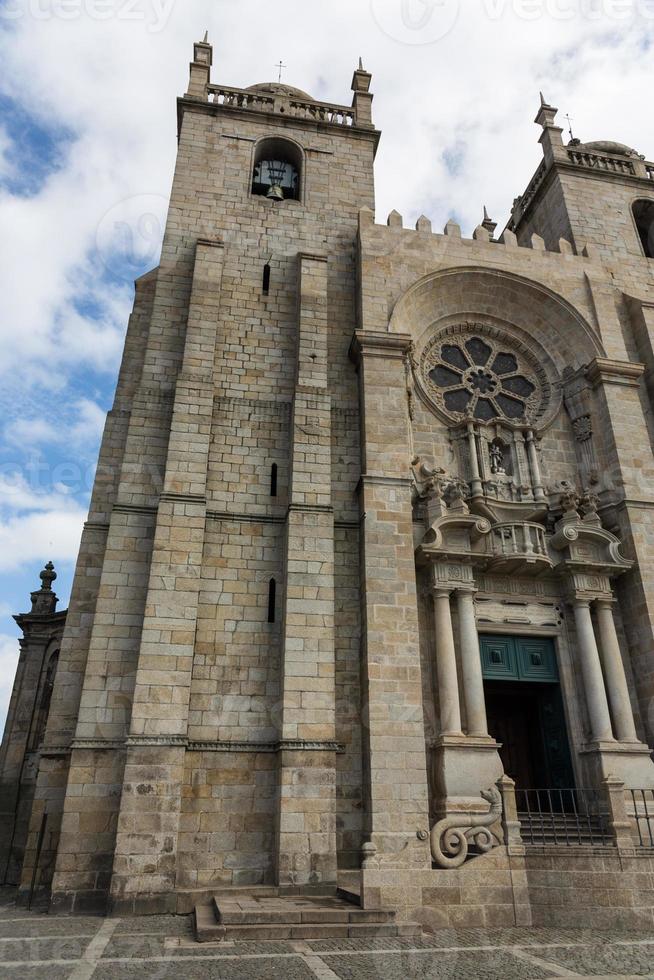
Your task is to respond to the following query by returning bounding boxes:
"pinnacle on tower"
[534,91,564,164]
[351,58,373,128]
[481,206,497,237]
[186,32,213,99]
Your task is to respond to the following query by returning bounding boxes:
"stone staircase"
[194,887,422,942]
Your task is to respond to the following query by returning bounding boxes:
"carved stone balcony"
[480,521,552,575]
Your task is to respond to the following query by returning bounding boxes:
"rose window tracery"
[418,325,551,427]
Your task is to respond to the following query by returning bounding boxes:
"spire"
[351,59,373,128]
[534,91,564,164]
[481,206,497,237]
[186,33,213,100]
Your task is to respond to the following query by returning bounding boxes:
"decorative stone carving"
[430,785,502,868]
[563,369,600,486]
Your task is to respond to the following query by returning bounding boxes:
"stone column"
[455,589,488,737]
[466,423,482,497]
[525,430,545,502]
[108,239,225,913]
[276,253,337,888]
[572,598,614,742]
[350,330,431,883]
[595,598,638,743]
[432,590,462,735]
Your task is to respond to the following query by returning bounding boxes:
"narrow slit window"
[270,463,278,497]
[263,263,271,295]
[267,578,276,623]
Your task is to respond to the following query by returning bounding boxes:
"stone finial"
[481,205,497,237]
[443,219,461,238]
[473,225,490,243]
[535,92,558,128]
[351,59,373,126]
[534,91,564,163]
[559,238,574,255]
[186,33,213,99]
[39,561,57,591]
[415,214,432,233]
[387,209,403,228]
[28,561,59,615]
[531,233,546,251]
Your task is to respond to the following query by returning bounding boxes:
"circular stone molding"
[416,322,559,429]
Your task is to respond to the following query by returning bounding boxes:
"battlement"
[359,207,601,263]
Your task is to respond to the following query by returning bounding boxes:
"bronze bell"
[266,183,285,202]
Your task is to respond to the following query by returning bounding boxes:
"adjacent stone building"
[2,39,654,931]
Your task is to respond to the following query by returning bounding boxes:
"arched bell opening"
[251,137,302,202]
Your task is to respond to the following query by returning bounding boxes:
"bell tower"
[509,94,654,262]
[19,37,380,914]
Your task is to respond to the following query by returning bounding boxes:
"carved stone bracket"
[430,785,502,868]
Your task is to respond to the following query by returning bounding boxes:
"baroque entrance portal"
[480,635,575,791]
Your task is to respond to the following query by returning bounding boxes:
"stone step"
[194,892,419,944]
[195,906,421,943]
[212,897,395,926]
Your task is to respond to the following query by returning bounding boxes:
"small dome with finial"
[246,82,314,101]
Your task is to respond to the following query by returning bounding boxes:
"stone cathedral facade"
[2,38,654,932]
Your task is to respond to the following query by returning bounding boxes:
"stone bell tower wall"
[23,51,379,912]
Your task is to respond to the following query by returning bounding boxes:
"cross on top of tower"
[275,60,287,84]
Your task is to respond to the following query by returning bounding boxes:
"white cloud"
[0,1,652,398]
[0,508,85,572]
[0,472,86,572]
[4,397,107,449]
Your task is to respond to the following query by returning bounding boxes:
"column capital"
[349,330,413,365]
[453,585,477,597]
[593,595,616,610]
[431,586,453,599]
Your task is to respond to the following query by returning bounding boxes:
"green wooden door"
[480,635,575,790]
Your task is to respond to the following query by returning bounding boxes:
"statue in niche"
[488,438,512,477]
[489,441,505,474]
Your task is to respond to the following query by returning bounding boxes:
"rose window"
[419,328,546,425]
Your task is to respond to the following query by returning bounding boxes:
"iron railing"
[628,789,654,847]
[517,788,612,846]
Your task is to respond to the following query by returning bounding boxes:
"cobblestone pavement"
[1,889,653,979]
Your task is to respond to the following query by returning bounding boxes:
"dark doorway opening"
[481,635,575,791]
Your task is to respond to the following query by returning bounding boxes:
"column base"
[580,739,654,789]
[428,734,504,821]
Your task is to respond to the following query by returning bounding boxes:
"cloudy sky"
[1,0,653,729]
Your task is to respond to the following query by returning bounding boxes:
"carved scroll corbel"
[430,786,502,869]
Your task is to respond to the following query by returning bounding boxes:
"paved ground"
[1,889,653,979]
